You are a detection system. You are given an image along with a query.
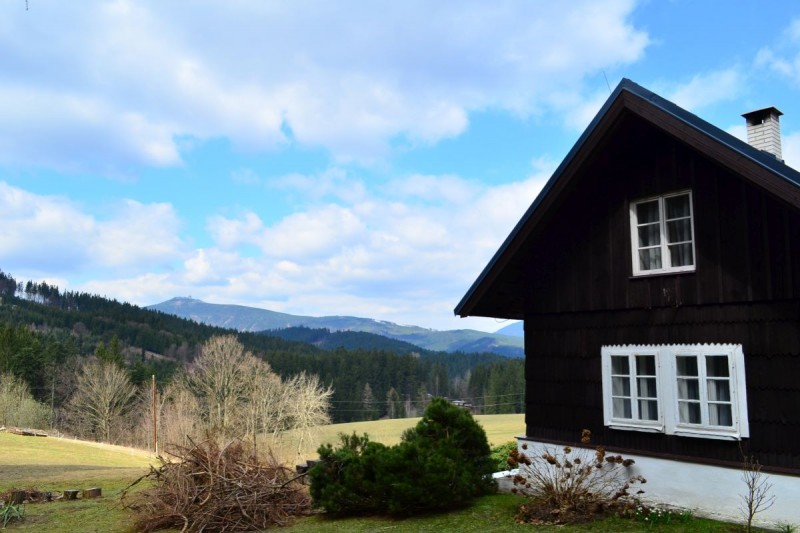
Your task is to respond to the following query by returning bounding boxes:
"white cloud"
[90,200,186,268]
[725,124,747,143]
[57,166,550,331]
[270,168,368,204]
[386,174,480,205]
[754,18,800,84]
[0,182,186,278]
[782,131,800,170]
[563,89,614,132]
[0,0,649,173]
[0,183,94,274]
[662,68,745,111]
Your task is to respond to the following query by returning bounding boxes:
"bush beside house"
[309,398,495,517]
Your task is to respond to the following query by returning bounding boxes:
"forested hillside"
[0,269,523,445]
[151,296,525,357]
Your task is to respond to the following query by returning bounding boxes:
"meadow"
[0,415,757,532]
[0,415,523,532]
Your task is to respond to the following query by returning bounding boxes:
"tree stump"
[82,487,102,499]
[63,490,80,500]
[8,491,26,504]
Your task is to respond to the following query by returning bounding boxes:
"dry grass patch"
[273,413,524,463]
[0,432,154,490]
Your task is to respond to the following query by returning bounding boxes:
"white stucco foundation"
[514,437,799,529]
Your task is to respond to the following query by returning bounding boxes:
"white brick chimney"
[742,107,783,161]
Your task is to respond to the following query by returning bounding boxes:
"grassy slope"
[0,416,523,532]
[0,432,156,532]
[0,418,748,533]
[312,413,523,449]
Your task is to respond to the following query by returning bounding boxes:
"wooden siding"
[516,113,800,473]
[523,303,800,473]
[512,113,800,315]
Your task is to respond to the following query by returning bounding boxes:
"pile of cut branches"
[122,438,311,532]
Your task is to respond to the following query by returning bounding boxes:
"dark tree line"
[0,268,524,426]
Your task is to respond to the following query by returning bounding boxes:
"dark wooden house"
[456,79,800,520]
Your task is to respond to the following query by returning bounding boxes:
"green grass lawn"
[288,493,744,533]
[0,418,756,532]
[0,432,156,532]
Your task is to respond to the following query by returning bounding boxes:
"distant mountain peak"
[148,297,524,357]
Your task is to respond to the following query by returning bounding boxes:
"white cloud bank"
[0,182,186,280]
[0,156,551,330]
[0,0,648,173]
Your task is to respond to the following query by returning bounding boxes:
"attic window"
[630,191,695,276]
[601,344,749,440]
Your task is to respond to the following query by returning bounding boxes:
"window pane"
[639,248,662,270]
[668,243,694,267]
[637,377,657,398]
[611,356,629,375]
[637,200,660,223]
[679,401,702,424]
[707,379,731,402]
[706,356,730,377]
[612,376,630,396]
[636,355,656,376]
[639,399,659,421]
[677,378,700,400]
[709,403,733,426]
[676,356,698,376]
[613,397,632,419]
[665,194,690,219]
[638,223,661,247]
[666,219,692,243]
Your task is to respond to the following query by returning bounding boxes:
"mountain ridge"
[148,297,524,357]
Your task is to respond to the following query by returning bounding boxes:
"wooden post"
[151,374,157,455]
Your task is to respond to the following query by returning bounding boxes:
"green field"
[307,413,523,449]
[0,416,750,532]
[0,415,524,532]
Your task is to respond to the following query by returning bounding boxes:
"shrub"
[509,429,644,524]
[309,398,495,517]
[309,433,389,516]
[490,440,519,472]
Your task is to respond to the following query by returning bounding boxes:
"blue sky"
[2,1,800,332]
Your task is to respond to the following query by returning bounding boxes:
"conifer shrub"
[309,398,495,517]
[309,432,389,516]
[490,440,519,471]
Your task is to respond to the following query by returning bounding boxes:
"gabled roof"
[455,78,800,319]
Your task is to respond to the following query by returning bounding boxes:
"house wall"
[515,437,800,528]
[518,113,800,473]
[520,114,800,314]
[523,303,800,472]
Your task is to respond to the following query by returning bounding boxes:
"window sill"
[607,425,743,441]
[629,269,696,280]
[608,423,664,433]
[671,429,743,441]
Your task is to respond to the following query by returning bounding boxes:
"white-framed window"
[601,344,748,440]
[630,190,696,276]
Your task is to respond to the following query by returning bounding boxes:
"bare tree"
[242,358,283,455]
[0,373,51,429]
[740,454,775,532]
[185,335,260,436]
[160,379,202,449]
[66,360,137,443]
[287,372,333,461]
